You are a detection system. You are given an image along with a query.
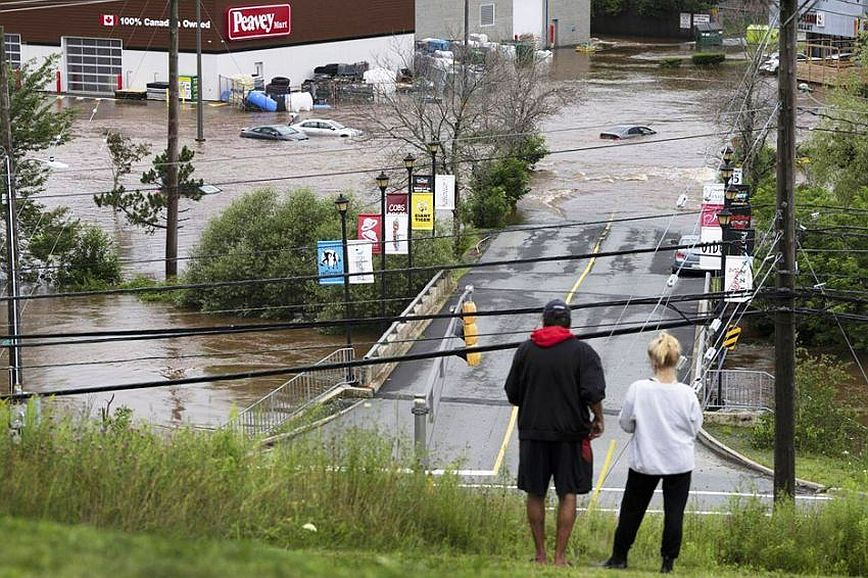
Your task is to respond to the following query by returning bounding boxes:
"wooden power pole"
[774,0,797,502]
[166,0,180,278]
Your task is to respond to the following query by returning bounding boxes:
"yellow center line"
[492,215,614,475]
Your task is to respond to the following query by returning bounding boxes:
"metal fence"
[227,348,354,436]
[703,369,775,412]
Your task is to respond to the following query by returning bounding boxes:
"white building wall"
[20,44,63,91]
[513,0,545,42]
[21,34,413,100]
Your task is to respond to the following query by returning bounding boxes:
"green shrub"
[660,57,683,68]
[26,217,121,290]
[464,185,510,229]
[692,52,726,66]
[752,352,867,457]
[508,134,549,169]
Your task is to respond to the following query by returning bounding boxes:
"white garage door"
[63,37,122,95]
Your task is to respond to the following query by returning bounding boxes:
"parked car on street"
[290,119,362,137]
[599,125,656,140]
[240,125,309,141]
[672,234,703,274]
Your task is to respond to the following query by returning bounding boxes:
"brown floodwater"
[6,40,824,427]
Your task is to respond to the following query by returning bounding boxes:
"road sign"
[724,255,754,302]
[723,326,742,350]
[731,167,743,185]
[316,240,344,285]
[699,226,722,270]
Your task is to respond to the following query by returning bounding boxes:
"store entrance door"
[63,37,122,95]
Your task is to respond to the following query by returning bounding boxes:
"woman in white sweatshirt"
[603,331,703,574]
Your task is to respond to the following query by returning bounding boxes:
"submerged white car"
[290,119,362,137]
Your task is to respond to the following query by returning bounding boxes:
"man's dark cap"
[542,299,571,326]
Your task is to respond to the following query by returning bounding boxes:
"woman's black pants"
[612,468,692,560]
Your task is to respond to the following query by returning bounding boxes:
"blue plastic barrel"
[246,90,277,112]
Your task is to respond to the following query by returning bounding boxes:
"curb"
[697,428,827,493]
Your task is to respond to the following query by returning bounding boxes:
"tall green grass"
[0,402,865,575]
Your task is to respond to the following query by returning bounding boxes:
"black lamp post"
[721,144,734,164]
[427,141,439,235]
[376,171,390,328]
[719,161,734,188]
[717,207,733,285]
[403,153,416,292]
[335,193,354,382]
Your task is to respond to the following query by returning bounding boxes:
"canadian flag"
[102,14,116,26]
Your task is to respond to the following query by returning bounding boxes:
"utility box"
[695,22,723,49]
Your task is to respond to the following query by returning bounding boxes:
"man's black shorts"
[518,439,593,497]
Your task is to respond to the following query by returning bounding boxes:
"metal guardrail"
[412,284,475,467]
[226,347,353,436]
[703,369,774,412]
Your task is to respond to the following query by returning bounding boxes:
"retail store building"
[0,0,413,99]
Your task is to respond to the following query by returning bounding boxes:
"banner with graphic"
[411,192,434,231]
[347,240,374,284]
[724,256,754,302]
[316,240,344,285]
[384,212,408,255]
[357,214,382,254]
[386,192,408,214]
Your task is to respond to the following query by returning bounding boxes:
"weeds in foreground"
[0,402,865,576]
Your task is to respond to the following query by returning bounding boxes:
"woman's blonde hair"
[647,331,681,370]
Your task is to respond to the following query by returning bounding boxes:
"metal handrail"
[227,347,353,436]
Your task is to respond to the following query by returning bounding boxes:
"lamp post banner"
[384,212,409,255]
[412,174,432,194]
[316,240,344,285]
[703,183,725,204]
[411,192,435,231]
[724,256,754,302]
[347,240,375,284]
[699,226,722,270]
[357,214,381,255]
[435,174,455,210]
[700,202,723,227]
[386,192,408,214]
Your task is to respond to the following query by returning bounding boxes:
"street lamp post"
[716,206,732,410]
[335,194,354,383]
[720,144,735,188]
[427,141,439,236]
[403,153,416,293]
[376,171,390,329]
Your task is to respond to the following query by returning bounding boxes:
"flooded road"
[9,41,792,427]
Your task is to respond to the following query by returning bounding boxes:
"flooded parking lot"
[11,42,775,426]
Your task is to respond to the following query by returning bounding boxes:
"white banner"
[435,174,456,211]
[702,183,724,204]
[724,256,754,302]
[347,240,374,284]
[699,226,722,270]
[384,212,408,255]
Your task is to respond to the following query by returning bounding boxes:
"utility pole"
[464,0,469,48]
[774,0,797,503]
[0,25,23,394]
[166,0,180,278]
[195,0,205,143]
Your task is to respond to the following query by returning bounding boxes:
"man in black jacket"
[505,299,606,566]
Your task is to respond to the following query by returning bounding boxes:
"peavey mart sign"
[227,4,291,41]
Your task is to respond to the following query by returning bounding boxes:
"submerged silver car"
[600,125,656,140]
[672,234,702,274]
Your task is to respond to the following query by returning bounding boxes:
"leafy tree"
[102,129,151,194]
[94,145,204,233]
[2,55,120,288]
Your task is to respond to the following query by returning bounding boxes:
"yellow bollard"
[588,439,617,512]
